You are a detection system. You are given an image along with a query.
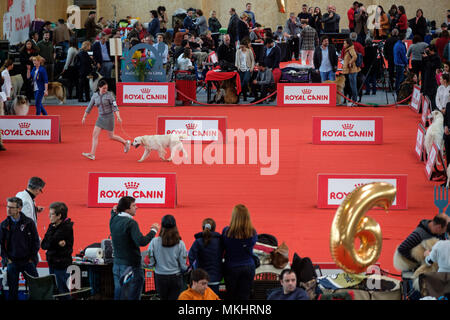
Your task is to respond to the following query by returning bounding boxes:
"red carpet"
[0,104,437,274]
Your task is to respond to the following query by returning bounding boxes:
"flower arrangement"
[129,50,154,81]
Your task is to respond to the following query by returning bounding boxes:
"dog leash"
[119,121,133,141]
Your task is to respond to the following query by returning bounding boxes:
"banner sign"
[157,116,227,143]
[317,174,408,209]
[410,85,421,113]
[0,115,60,143]
[312,116,383,144]
[421,96,431,125]
[425,144,439,180]
[88,173,177,208]
[277,83,337,107]
[415,123,426,161]
[116,83,175,106]
[2,0,36,45]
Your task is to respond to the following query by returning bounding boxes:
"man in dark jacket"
[92,33,113,79]
[217,34,236,68]
[84,11,102,42]
[322,5,339,33]
[313,35,338,81]
[237,14,250,43]
[394,215,448,272]
[0,197,40,300]
[41,202,73,296]
[268,269,309,300]
[110,196,160,300]
[183,10,197,36]
[384,28,399,91]
[262,38,281,69]
[422,45,442,109]
[227,8,239,45]
[148,10,160,38]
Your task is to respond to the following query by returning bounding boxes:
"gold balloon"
[330,182,397,274]
[276,0,286,13]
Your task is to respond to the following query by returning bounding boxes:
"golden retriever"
[44,82,66,104]
[324,74,346,105]
[132,134,189,162]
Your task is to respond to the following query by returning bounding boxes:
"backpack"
[355,52,363,67]
[291,253,318,299]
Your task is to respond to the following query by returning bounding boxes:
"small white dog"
[132,134,189,162]
[424,110,444,156]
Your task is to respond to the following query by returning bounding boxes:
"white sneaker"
[82,153,95,160]
[347,102,352,107]
[124,140,131,153]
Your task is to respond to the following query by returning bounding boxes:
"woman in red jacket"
[396,6,408,35]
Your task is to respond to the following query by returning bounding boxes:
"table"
[205,70,242,103]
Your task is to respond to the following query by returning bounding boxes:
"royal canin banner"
[0,115,60,143]
[410,85,421,113]
[2,0,36,45]
[421,96,431,125]
[415,123,426,161]
[277,83,337,107]
[116,83,175,106]
[425,144,440,180]
[157,116,227,143]
[317,174,408,209]
[312,117,383,145]
[88,173,177,208]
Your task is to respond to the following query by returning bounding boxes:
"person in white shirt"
[177,48,194,71]
[436,73,450,112]
[0,59,14,106]
[425,239,450,272]
[16,176,46,227]
[154,33,169,65]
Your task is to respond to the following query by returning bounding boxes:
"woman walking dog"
[81,79,130,160]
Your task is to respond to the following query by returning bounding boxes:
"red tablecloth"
[205,71,241,95]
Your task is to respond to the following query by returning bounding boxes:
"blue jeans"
[320,70,336,82]
[7,261,38,300]
[348,73,358,102]
[34,90,47,115]
[99,61,114,78]
[49,267,70,298]
[395,65,406,92]
[224,264,255,300]
[113,264,144,300]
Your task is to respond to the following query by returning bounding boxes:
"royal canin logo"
[140,88,151,94]
[342,123,355,130]
[301,89,312,95]
[185,123,198,130]
[18,122,31,129]
[124,182,140,189]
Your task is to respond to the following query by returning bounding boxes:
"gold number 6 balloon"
[330,182,397,274]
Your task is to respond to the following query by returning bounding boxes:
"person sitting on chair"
[178,268,220,300]
[267,269,309,300]
[250,62,274,104]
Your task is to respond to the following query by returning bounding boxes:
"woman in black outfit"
[410,9,428,41]
[19,40,38,100]
[77,41,94,102]
[310,7,322,36]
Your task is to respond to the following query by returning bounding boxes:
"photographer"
[422,44,442,109]
[362,39,379,95]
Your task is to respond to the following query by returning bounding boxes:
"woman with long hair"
[157,6,168,33]
[311,7,323,36]
[396,6,408,35]
[148,215,188,300]
[397,72,418,103]
[373,6,389,39]
[388,5,398,30]
[222,204,258,300]
[77,40,94,102]
[19,40,38,100]
[188,218,223,295]
[342,38,361,106]
[26,56,48,115]
[177,47,194,71]
[410,9,427,41]
[81,79,130,160]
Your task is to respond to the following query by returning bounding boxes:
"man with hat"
[109,196,160,300]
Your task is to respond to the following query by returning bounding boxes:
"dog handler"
[27,56,48,115]
[81,79,130,160]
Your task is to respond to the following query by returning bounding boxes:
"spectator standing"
[407,35,428,80]
[267,269,310,300]
[184,10,197,36]
[243,3,256,26]
[436,73,450,112]
[394,33,408,93]
[388,5,399,31]
[27,56,49,115]
[154,34,169,65]
[262,37,281,69]
[354,5,368,45]
[332,5,341,33]
[322,5,338,33]
[300,21,319,67]
[217,34,236,67]
[410,9,428,41]
[422,44,442,109]
[436,31,450,61]
[148,215,188,300]
[37,31,55,81]
[39,21,53,42]
[15,177,45,227]
[298,4,311,25]
[363,39,379,95]
[284,13,301,61]
[148,10,160,39]
[227,8,239,46]
[92,33,114,79]
[110,196,159,300]
[30,31,40,52]
[222,204,258,300]
[235,40,255,101]
[188,219,224,295]
[0,197,40,300]
[195,10,208,36]
[41,202,73,297]
[342,38,361,105]
[373,6,390,39]
[178,268,220,300]
[53,19,71,53]
[311,7,323,36]
[85,11,102,43]
[76,41,94,103]
[208,10,222,49]
[157,6,168,33]
[313,35,337,81]
[396,6,408,36]
[385,28,399,90]
[128,22,146,41]
[348,2,359,32]
[61,39,79,99]
[237,14,250,44]
[0,59,13,102]
[19,40,38,100]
